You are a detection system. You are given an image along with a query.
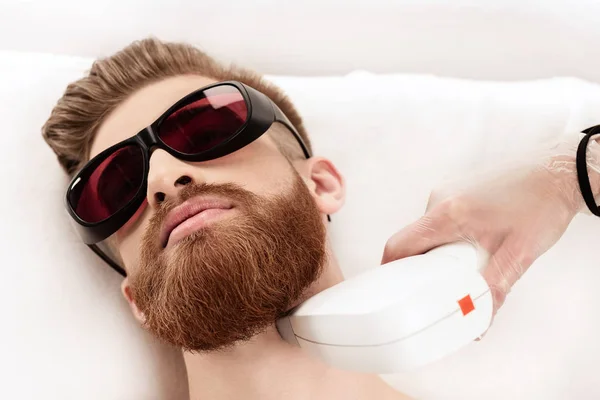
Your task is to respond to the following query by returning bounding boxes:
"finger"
[381,213,461,264]
[481,239,534,314]
[426,187,456,211]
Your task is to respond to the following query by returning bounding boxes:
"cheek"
[117,216,149,271]
[122,200,148,232]
[211,139,295,196]
[113,202,150,271]
[239,162,292,196]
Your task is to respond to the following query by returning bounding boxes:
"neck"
[182,250,406,400]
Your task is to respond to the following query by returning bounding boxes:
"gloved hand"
[382,133,600,315]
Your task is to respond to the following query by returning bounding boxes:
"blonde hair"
[42,37,311,176]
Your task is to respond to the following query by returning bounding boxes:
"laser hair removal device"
[276,243,493,373]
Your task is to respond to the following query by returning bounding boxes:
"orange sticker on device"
[458,295,475,316]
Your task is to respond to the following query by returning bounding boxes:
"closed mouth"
[159,196,234,248]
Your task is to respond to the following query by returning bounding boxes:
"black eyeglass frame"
[65,81,313,276]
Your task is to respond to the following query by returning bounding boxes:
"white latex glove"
[382,133,600,315]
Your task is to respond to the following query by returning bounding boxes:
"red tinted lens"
[69,145,144,223]
[158,85,248,154]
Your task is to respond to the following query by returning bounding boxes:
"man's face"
[89,75,345,351]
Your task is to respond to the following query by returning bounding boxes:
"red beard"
[129,173,326,352]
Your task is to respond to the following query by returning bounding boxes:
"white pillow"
[3,50,600,400]
[0,51,188,400]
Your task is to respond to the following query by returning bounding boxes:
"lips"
[159,197,234,248]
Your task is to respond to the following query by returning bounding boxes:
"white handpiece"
[277,243,492,374]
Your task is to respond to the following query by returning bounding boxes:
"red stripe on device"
[458,295,475,316]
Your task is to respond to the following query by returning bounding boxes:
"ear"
[296,157,345,214]
[120,278,146,325]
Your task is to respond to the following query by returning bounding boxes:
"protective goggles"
[66,81,312,256]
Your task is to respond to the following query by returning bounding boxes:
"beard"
[128,172,327,352]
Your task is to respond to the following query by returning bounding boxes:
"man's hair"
[42,37,311,176]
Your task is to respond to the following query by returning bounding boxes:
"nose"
[147,149,201,209]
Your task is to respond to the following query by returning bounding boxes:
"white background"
[1,0,600,80]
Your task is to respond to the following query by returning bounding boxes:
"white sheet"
[3,51,600,399]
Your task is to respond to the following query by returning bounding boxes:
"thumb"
[381,213,461,264]
[481,239,533,314]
